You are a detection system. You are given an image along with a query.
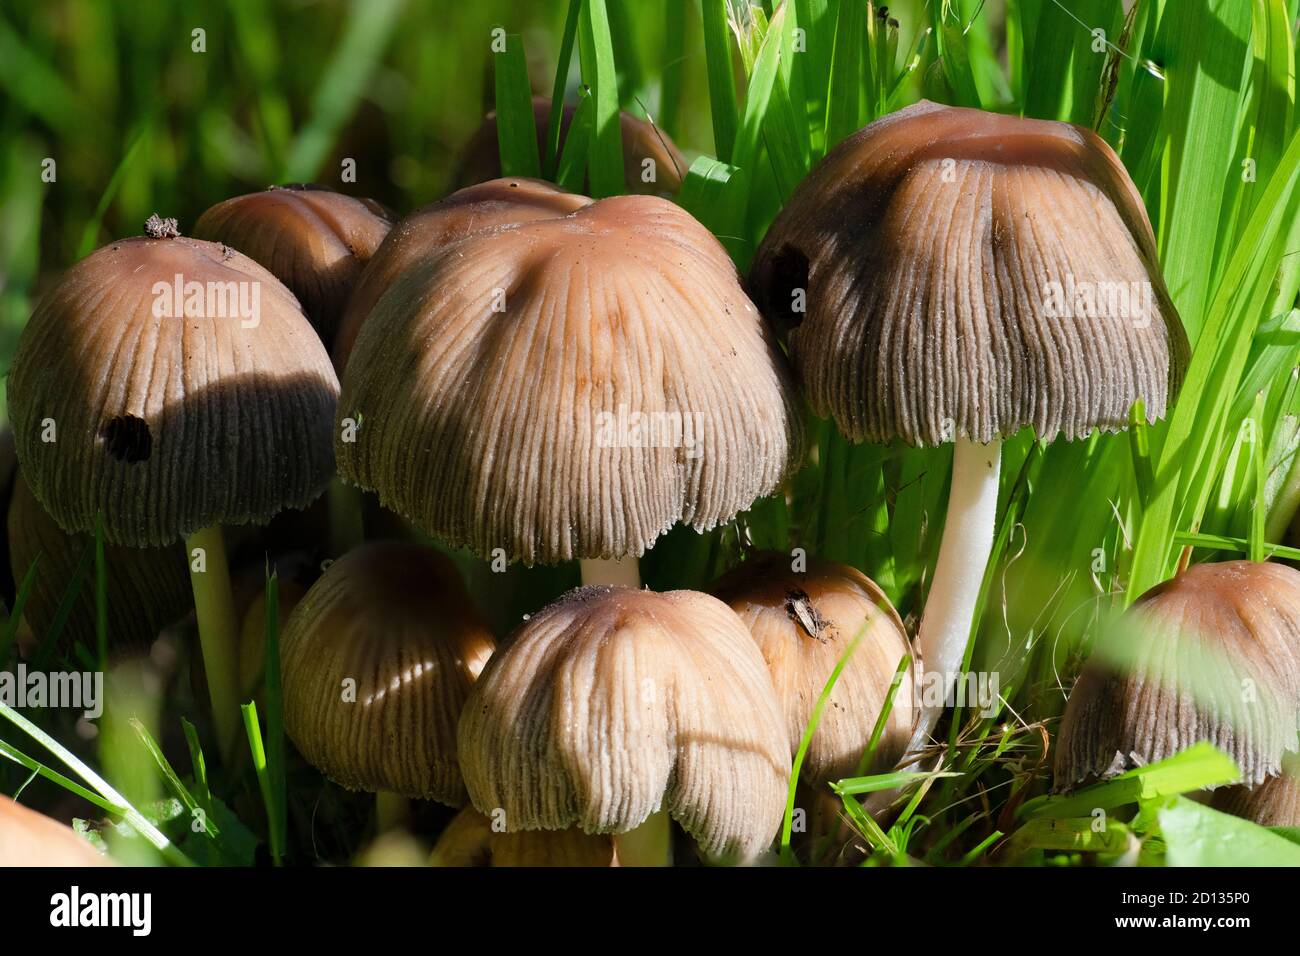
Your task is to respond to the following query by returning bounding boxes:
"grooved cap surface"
[7,234,339,547]
[337,194,803,565]
[333,178,590,370]
[280,542,495,803]
[750,100,1188,446]
[458,585,791,862]
[712,553,916,783]
[194,184,392,344]
[1055,561,1300,788]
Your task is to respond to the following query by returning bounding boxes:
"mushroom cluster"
[6,92,1216,868]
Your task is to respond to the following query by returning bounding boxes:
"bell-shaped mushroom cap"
[458,585,790,862]
[193,184,393,344]
[1055,561,1300,789]
[337,194,803,565]
[750,99,1189,446]
[454,96,686,196]
[7,473,192,654]
[430,806,616,867]
[333,178,590,370]
[1211,751,1300,827]
[7,224,339,547]
[711,553,916,783]
[280,542,495,803]
[0,796,113,866]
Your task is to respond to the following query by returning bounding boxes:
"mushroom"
[1211,751,1300,827]
[0,795,113,866]
[429,806,616,867]
[454,96,686,196]
[193,184,393,344]
[711,552,916,783]
[280,542,495,827]
[750,100,1189,750]
[333,177,591,371]
[457,585,790,865]
[6,215,339,760]
[7,473,192,656]
[1055,561,1300,789]
[336,194,803,587]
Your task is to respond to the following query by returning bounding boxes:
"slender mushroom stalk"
[909,436,1001,751]
[186,525,242,761]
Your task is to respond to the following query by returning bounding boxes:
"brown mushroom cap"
[7,230,339,547]
[429,806,616,867]
[711,553,916,783]
[0,795,112,866]
[1211,751,1300,827]
[333,178,591,370]
[750,99,1189,446]
[458,585,790,862]
[280,542,495,803]
[454,96,686,196]
[337,193,803,565]
[1055,561,1300,788]
[7,473,192,654]
[193,184,392,344]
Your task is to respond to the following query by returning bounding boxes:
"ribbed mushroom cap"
[7,473,192,654]
[458,585,790,862]
[193,184,392,344]
[749,99,1189,446]
[711,553,916,783]
[0,796,112,866]
[1211,752,1300,827]
[280,542,495,803]
[337,194,803,565]
[7,226,339,547]
[430,806,616,867]
[454,97,686,196]
[333,178,590,370]
[1055,561,1300,789]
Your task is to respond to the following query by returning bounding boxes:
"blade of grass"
[544,0,584,178]
[242,701,282,865]
[493,29,542,179]
[0,699,191,864]
[701,0,739,162]
[577,0,624,197]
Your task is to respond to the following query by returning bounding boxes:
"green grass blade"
[0,699,191,864]
[493,29,542,179]
[544,0,584,178]
[578,0,624,196]
[701,0,740,162]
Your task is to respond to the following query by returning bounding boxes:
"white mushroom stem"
[579,557,642,588]
[615,808,672,866]
[908,436,1001,754]
[186,525,242,765]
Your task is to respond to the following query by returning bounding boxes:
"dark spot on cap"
[102,415,152,463]
[763,244,810,333]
